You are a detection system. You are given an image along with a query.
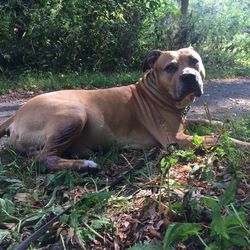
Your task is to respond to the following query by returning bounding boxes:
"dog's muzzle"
[178,73,203,99]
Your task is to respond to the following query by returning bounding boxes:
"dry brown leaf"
[148,227,163,240]
[237,188,246,199]
[163,217,171,228]
[159,202,169,215]
[178,165,192,173]
[175,177,187,183]
[124,221,130,228]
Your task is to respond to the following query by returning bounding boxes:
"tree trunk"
[181,0,189,16]
[178,0,189,48]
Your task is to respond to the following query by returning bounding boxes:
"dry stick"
[15,149,158,250]
[15,206,72,250]
[204,102,212,125]
[186,113,250,150]
[185,118,223,128]
[186,120,250,150]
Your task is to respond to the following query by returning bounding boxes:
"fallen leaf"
[163,217,171,228]
[178,165,192,173]
[148,227,163,240]
[15,193,31,203]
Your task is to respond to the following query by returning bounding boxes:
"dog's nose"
[180,73,203,97]
[180,73,197,84]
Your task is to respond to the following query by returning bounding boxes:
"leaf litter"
[0,133,249,249]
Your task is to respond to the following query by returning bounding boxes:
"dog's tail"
[0,116,14,138]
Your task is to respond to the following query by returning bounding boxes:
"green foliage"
[192,134,203,147]
[187,0,250,78]
[0,0,162,72]
[158,121,250,250]
[0,70,142,94]
[203,185,250,249]
[186,124,217,136]
[0,229,11,243]
[160,155,178,173]
[0,0,248,75]
[163,223,202,249]
[128,242,163,250]
[162,179,249,250]
[0,198,18,222]
[225,117,250,142]
[220,132,247,168]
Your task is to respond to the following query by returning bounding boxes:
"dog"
[0,48,242,171]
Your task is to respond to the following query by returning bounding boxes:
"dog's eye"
[189,56,199,66]
[165,63,178,73]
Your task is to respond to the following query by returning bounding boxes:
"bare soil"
[188,77,250,119]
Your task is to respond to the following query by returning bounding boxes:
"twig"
[60,233,67,250]
[15,205,72,250]
[120,153,133,169]
[185,118,223,128]
[204,102,212,125]
[83,222,105,240]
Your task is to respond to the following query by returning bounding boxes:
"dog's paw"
[84,160,98,168]
[78,160,100,173]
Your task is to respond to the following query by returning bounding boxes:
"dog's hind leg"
[39,117,98,172]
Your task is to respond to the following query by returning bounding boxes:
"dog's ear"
[143,50,162,72]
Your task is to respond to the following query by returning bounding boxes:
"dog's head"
[143,48,205,109]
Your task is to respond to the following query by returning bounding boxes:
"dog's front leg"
[175,132,219,149]
[176,133,250,150]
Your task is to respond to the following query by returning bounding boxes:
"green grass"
[0,63,249,95]
[206,66,250,79]
[186,116,250,142]
[0,71,143,94]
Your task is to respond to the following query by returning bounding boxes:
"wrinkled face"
[143,48,205,109]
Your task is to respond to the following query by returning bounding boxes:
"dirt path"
[188,77,250,119]
[0,77,249,137]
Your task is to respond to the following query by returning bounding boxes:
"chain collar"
[182,105,191,117]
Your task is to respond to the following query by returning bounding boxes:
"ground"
[188,77,250,119]
[0,78,249,249]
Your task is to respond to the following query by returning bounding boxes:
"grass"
[0,62,249,95]
[186,115,250,142]
[0,71,143,94]
[0,118,249,249]
[206,67,250,79]
[205,57,250,79]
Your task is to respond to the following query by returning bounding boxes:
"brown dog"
[0,48,244,171]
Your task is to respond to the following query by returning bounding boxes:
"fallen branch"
[230,138,250,150]
[185,118,223,128]
[186,118,250,150]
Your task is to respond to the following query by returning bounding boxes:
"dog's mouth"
[175,93,197,109]
[174,74,203,109]
[176,89,202,101]
[175,87,203,103]
[175,73,204,102]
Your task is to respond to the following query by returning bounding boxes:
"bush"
[0,0,161,72]
[0,0,249,74]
